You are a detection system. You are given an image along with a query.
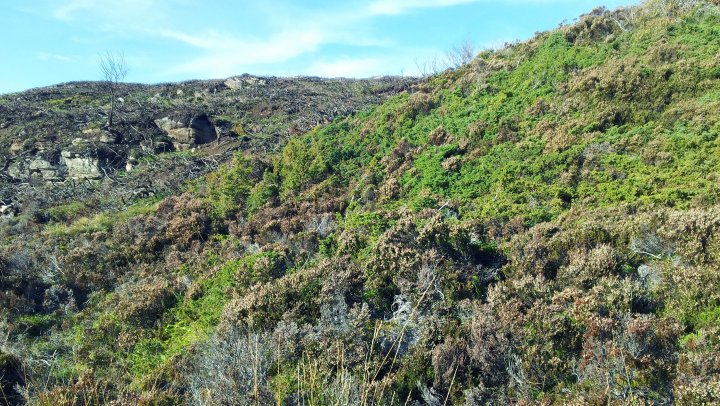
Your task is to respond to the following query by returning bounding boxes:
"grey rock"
[29,158,61,181]
[61,151,101,181]
[224,75,267,90]
[7,162,27,179]
[0,204,15,217]
[154,114,216,146]
[9,141,23,154]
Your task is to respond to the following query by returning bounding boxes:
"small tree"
[445,40,475,68]
[99,51,128,128]
[414,40,476,78]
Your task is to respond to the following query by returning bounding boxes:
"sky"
[1,0,641,94]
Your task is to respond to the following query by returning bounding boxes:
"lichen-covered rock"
[29,157,61,181]
[224,75,267,90]
[7,161,27,180]
[61,150,101,181]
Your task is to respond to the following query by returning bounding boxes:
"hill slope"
[0,75,413,213]
[2,0,720,404]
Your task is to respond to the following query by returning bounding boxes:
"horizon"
[2,0,641,94]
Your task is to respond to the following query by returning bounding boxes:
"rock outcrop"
[6,151,101,183]
[28,157,61,181]
[154,114,217,149]
[61,150,101,181]
[224,75,267,90]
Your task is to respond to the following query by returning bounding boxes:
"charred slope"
[0,75,416,214]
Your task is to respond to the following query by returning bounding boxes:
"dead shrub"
[428,126,450,146]
[432,338,468,392]
[187,326,273,406]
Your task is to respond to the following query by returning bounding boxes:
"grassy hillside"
[2,0,720,404]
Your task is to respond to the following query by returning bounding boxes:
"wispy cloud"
[52,0,95,20]
[40,0,588,81]
[52,0,163,23]
[368,0,479,16]
[366,0,621,15]
[165,29,330,77]
[151,3,392,77]
[46,0,385,78]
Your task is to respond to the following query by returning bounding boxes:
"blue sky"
[1,0,640,94]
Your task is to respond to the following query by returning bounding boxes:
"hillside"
[0,76,414,214]
[2,0,720,404]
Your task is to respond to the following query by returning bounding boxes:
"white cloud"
[52,0,162,22]
[368,0,479,15]
[43,0,592,81]
[165,29,329,77]
[52,0,94,20]
[366,0,620,15]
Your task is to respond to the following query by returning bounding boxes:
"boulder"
[224,75,266,90]
[7,162,27,179]
[99,132,119,143]
[0,204,15,217]
[125,157,138,172]
[154,114,217,147]
[155,117,192,144]
[29,157,61,181]
[61,151,101,181]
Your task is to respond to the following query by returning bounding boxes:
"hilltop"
[1,0,720,404]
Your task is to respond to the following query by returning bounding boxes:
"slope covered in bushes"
[2,0,720,404]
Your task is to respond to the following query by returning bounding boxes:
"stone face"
[224,75,267,90]
[167,128,194,144]
[6,152,101,182]
[155,117,192,145]
[29,158,61,181]
[7,162,27,179]
[154,117,185,133]
[154,114,217,147]
[61,151,101,181]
